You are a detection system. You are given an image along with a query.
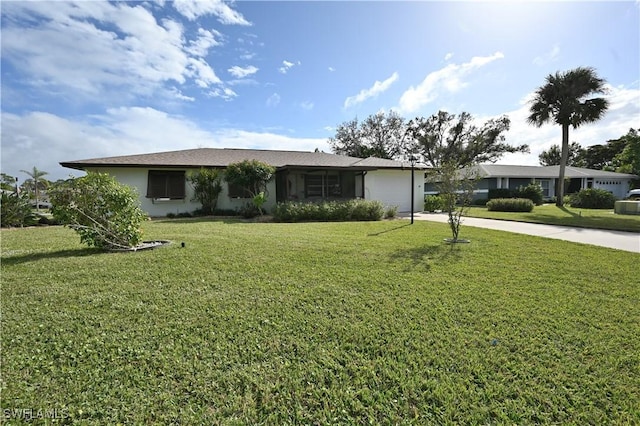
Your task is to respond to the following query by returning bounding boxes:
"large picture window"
[146,170,185,199]
[305,174,341,198]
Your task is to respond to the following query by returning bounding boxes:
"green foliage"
[487,198,535,212]
[434,162,479,242]
[424,195,444,212]
[569,188,617,209]
[538,142,586,167]
[384,205,398,219]
[1,173,18,191]
[329,111,406,159]
[405,111,528,168]
[187,168,223,215]
[273,199,384,222]
[2,221,638,424]
[49,173,148,249]
[514,183,544,206]
[613,128,640,176]
[225,160,275,214]
[0,192,37,227]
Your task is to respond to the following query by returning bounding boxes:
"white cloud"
[397,52,504,114]
[187,28,222,57]
[266,93,281,107]
[444,52,454,61]
[279,60,301,74]
[0,2,226,100]
[343,72,399,109]
[208,87,237,100]
[533,44,560,66]
[173,0,251,25]
[328,67,336,72]
[300,101,314,111]
[1,108,330,181]
[227,65,259,78]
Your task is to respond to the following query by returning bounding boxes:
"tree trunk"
[556,124,569,207]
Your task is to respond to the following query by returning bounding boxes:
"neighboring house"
[424,164,638,200]
[60,148,424,216]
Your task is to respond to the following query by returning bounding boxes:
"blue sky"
[2,0,639,180]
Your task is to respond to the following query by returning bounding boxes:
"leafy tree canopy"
[406,111,527,168]
[329,111,406,159]
[538,142,585,167]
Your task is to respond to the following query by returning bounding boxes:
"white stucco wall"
[87,167,277,217]
[364,169,423,212]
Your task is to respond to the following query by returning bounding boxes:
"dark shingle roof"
[60,148,413,171]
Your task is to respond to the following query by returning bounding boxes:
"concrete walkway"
[401,212,640,253]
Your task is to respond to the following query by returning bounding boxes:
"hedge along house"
[60,148,424,217]
[424,164,637,201]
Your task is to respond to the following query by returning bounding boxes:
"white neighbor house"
[60,148,424,216]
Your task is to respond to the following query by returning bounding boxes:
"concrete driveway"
[402,212,640,253]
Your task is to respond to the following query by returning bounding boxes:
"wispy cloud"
[0,1,232,101]
[343,72,399,109]
[208,87,237,101]
[533,44,560,66]
[444,52,454,61]
[266,93,281,107]
[328,67,336,72]
[397,52,504,114]
[299,101,314,110]
[279,60,301,74]
[227,65,259,78]
[173,0,251,25]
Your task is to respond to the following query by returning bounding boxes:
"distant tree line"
[538,128,640,176]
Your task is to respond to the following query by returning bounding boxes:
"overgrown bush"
[384,205,398,219]
[486,198,534,212]
[49,173,148,250]
[424,195,443,212]
[0,192,37,227]
[273,199,385,222]
[188,168,223,215]
[569,188,616,209]
[514,183,544,206]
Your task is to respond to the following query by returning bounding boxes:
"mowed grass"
[2,220,639,424]
[466,204,640,232]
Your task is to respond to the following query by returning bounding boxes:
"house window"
[535,179,551,198]
[228,183,252,198]
[146,170,185,199]
[305,174,340,197]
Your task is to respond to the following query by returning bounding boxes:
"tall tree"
[538,142,585,166]
[612,128,640,176]
[329,111,406,159]
[20,166,49,210]
[528,67,608,206]
[404,111,528,168]
[404,110,527,242]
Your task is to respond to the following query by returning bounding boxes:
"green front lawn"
[466,204,640,232]
[2,220,639,424]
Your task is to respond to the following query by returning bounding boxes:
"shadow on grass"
[1,248,104,265]
[367,223,411,236]
[389,242,463,272]
[558,206,580,218]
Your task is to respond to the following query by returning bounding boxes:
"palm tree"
[20,166,49,211]
[528,67,608,206]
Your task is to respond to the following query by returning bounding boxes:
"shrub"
[166,212,176,219]
[424,195,443,212]
[569,188,617,209]
[0,192,37,227]
[384,205,398,219]
[514,183,544,206]
[486,198,534,212]
[273,199,385,222]
[49,173,148,250]
[488,188,513,200]
[188,168,223,215]
[473,198,488,206]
